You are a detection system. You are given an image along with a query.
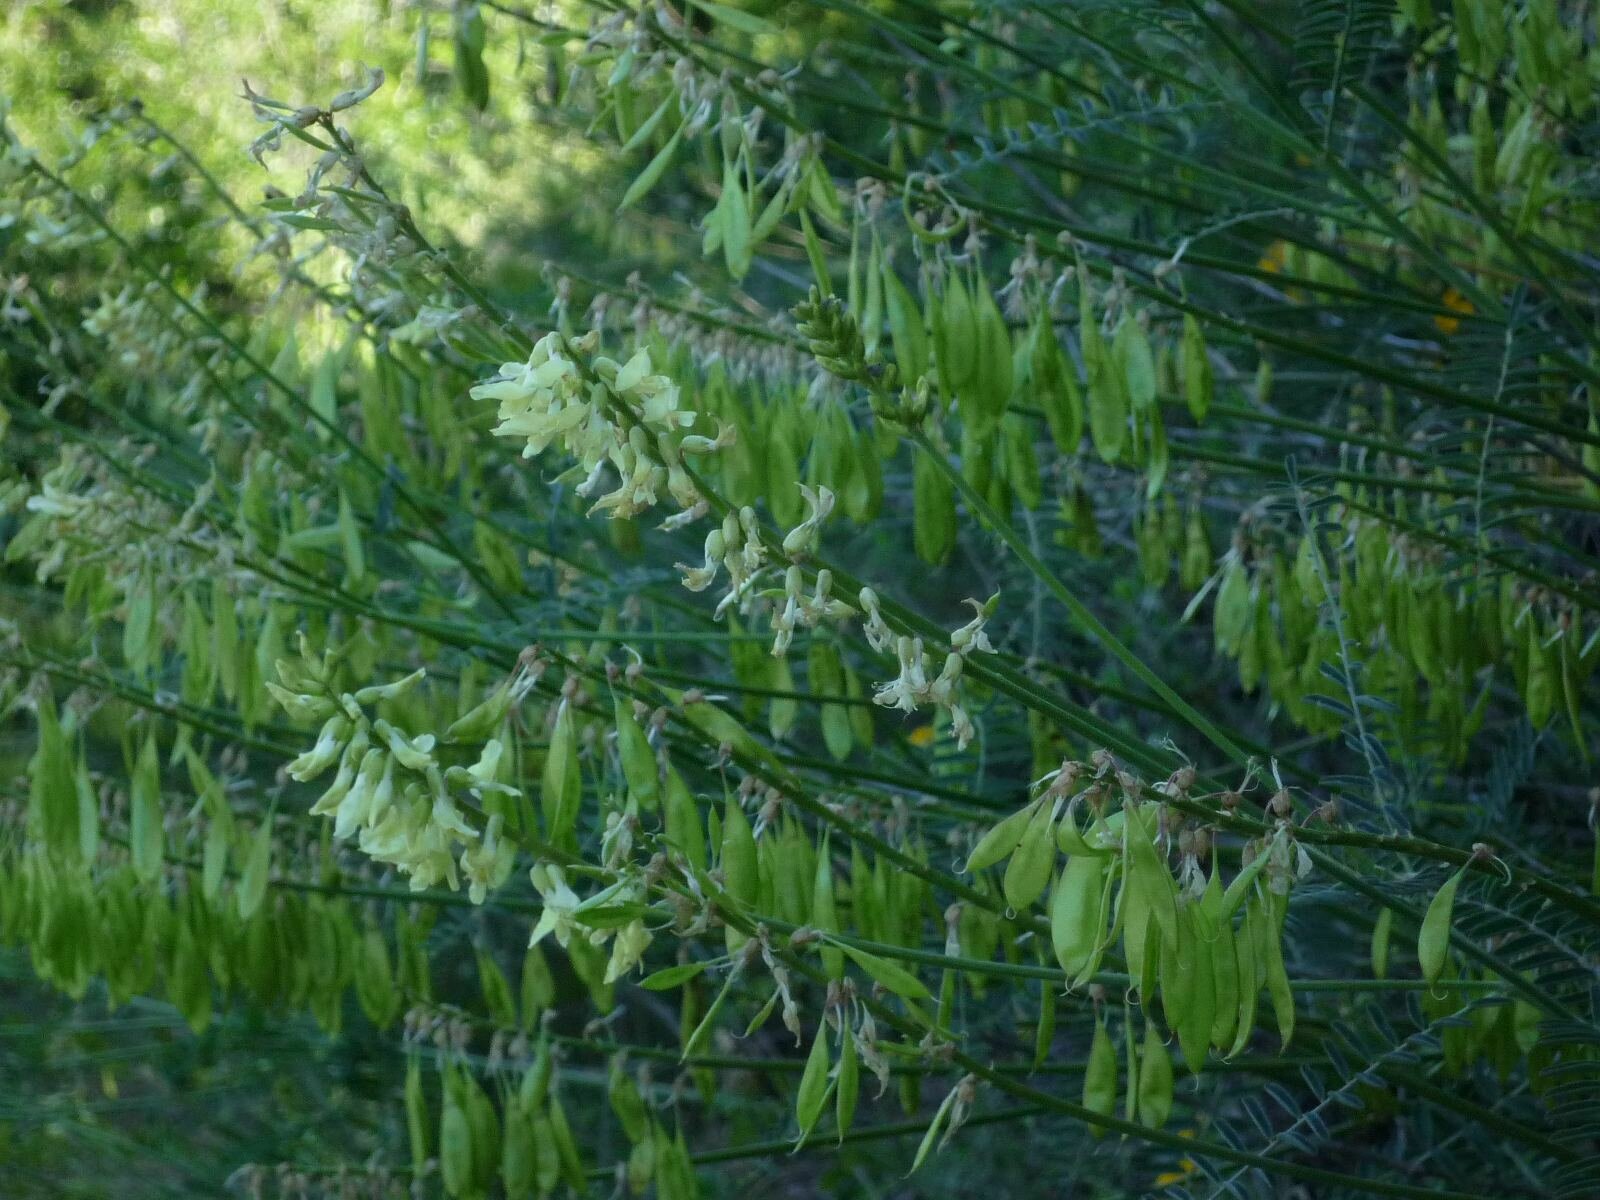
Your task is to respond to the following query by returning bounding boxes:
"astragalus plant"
[1,1,1598,1197]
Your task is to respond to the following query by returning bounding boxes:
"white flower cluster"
[527,864,652,985]
[769,564,853,658]
[273,662,517,902]
[676,504,769,617]
[862,593,997,750]
[672,473,998,747]
[476,332,730,521]
[15,448,213,586]
[675,485,855,655]
[82,285,184,379]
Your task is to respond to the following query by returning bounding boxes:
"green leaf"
[687,0,781,35]
[639,961,711,991]
[833,938,931,1001]
[617,123,684,213]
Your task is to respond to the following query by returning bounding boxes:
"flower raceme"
[474,332,729,520]
[273,654,516,902]
[275,646,659,982]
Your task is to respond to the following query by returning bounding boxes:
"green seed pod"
[663,766,707,873]
[1031,310,1083,452]
[1228,901,1260,1059]
[834,417,874,525]
[1523,620,1555,728]
[27,699,70,856]
[447,677,515,741]
[836,1023,860,1141]
[439,1090,473,1197]
[966,801,1037,874]
[1512,998,1540,1055]
[813,834,844,979]
[853,424,884,520]
[885,265,929,384]
[201,815,229,902]
[1123,806,1178,994]
[843,662,875,749]
[464,1070,500,1190]
[899,1068,922,1119]
[861,233,885,357]
[1113,315,1156,413]
[1180,506,1213,592]
[519,1034,553,1112]
[1050,853,1108,977]
[477,946,517,1029]
[547,1094,587,1191]
[1055,806,1111,858]
[1062,483,1101,557]
[1371,907,1393,980]
[1137,1019,1174,1129]
[657,1124,696,1200]
[179,591,213,706]
[1213,557,1252,656]
[1002,800,1058,912]
[1001,414,1042,510]
[1134,501,1172,589]
[530,1109,562,1193]
[610,1058,650,1143]
[1170,904,1216,1073]
[968,281,1013,437]
[794,1023,831,1146]
[212,582,239,702]
[614,695,660,810]
[626,1134,656,1196]
[501,1097,538,1197]
[521,943,555,1025]
[122,570,156,674]
[1254,355,1273,406]
[720,794,758,952]
[129,733,164,884]
[405,1056,429,1176]
[1082,1011,1116,1135]
[846,214,862,316]
[934,273,978,397]
[768,653,799,741]
[1082,290,1125,463]
[719,157,753,280]
[1200,866,1239,1051]
[1181,314,1212,422]
[765,405,803,528]
[542,700,581,849]
[356,926,399,1028]
[1260,891,1294,1049]
[810,640,852,762]
[1034,976,1057,1070]
[236,817,272,922]
[170,914,211,1034]
[913,448,956,565]
[1419,864,1467,989]
[961,425,994,498]
[1123,1003,1140,1124]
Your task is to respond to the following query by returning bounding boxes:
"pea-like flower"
[528,864,581,949]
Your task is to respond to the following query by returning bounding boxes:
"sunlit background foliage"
[2,0,1598,1197]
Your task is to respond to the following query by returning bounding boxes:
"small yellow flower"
[1153,1132,1200,1186]
[1256,239,1288,275]
[1434,287,1474,336]
[908,724,937,748]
